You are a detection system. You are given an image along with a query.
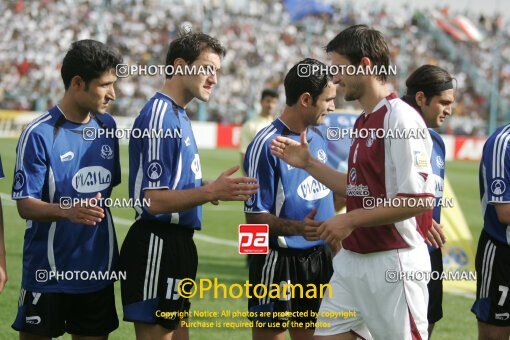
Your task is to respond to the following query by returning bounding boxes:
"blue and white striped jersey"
[429,129,446,252]
[12,106,121,293]
[480,124,510,244]
[244,118,335,250]
[129,92,202,229]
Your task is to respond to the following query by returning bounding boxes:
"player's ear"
[70,75,85,91]
[299,92,312,108]
[173,57,187,68]
[415,91,426,107]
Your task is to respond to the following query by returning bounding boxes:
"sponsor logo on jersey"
[490,178,506,196]
[191,154,202,179]
[147,161,163,181]
[60,151,75,162]
[434,175,444,198]
[346,168,369,196]
[100,145,114,160]
[25,316,41,325]
[13,171,25,191]
[414,151,428,168]
[72,166,112,193]
[297,176,330,201]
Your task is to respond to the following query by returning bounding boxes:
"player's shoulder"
[386,96,427,128]
[19,110,56,142]
[484,124,510,157]
[95,112,117,128]
[246,121,279,153]
[136,92,181,128]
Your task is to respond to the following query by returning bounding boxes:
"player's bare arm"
[146,165,258,215]
[17,192,105,226]
[494,203,510,225]
[317,198,434,246]
[270,131,346,195]
[245,209,319,240]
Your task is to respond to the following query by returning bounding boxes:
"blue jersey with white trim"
[480,124,510,244]
[129,92,202,229]
[428,129,446,252]
[11,106,121,293]
[243,118,335,250]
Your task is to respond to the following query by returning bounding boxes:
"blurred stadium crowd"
[0,0,508,135]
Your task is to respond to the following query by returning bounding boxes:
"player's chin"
[196,91,212,102]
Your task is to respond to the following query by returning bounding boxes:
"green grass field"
[0,138,481,339]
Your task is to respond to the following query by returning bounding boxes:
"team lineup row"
[0,25,508,340]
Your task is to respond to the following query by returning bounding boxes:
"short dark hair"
[326,24,390,82]
[165,32,226,79]
[61,40,123,90]
[402,65,454,109]
[261,89,279,101]
[284,58,331,106]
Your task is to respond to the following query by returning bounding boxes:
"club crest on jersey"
[72,166,111,193]
[13,171,25,191]
[191,154,202,179]
[100,145,114,160]
[147,161,163,181]
[490,178,506,196]
[317,149,327,163]
[366,131,375,147]
[297,176,330,201]
[436,156,445,169]
[60,151,75,162]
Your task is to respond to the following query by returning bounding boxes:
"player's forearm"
[346,198,433,229]
[16,198,67,222]
[305,157,346,195]
[144,187,213,215]
[245,212,305,237]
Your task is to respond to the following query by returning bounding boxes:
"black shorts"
[427,247,443,323]
[248,246,333,329]
[11,284,118,337]
[472,230,510,326]
[119,219,198,330]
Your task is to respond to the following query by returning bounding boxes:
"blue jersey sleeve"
[0,155,4,179]
[244,139,276,213]
[141,106,179,191]
[485,138,510,203]
[12,131,47,199]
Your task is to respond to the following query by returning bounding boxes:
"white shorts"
[315,243,431,340]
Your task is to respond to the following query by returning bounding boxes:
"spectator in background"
[240,89,279,173]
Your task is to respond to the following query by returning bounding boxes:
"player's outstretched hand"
[270,131,313,169]
[63,192,105,226]
[425,220,447,248]
[304,207,321,241]
[206,165,258,202]
[318,214,355,247]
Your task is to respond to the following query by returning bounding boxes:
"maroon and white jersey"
[343,93,435,254]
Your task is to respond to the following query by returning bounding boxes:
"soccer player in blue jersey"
[244,58,336,340]
[11,40,123,339]
[119,32,258,340]
[401,64,455,337]
[0,155,6,294]
[472,127,510,337]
